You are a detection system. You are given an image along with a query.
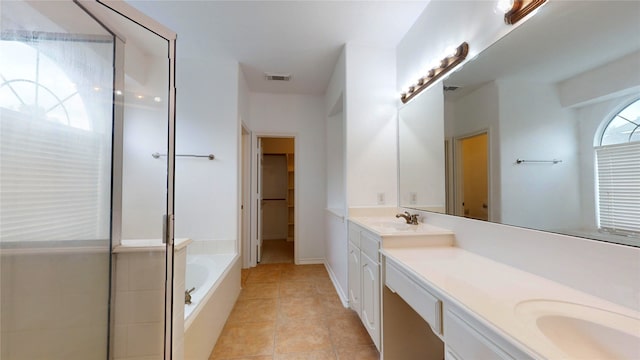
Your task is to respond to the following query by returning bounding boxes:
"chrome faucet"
[185,287,195,305]
[396,211,419,225]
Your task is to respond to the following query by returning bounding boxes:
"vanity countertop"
[349,216,454,237]
[381,244,640,359]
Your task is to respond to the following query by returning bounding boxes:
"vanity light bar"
[400,42,469,104]
[504,0,547,25]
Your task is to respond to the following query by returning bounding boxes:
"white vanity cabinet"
[348,221,381,350]
[444,305,533,360]
[382,250,535,360]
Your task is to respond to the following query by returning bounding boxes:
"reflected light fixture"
[400,42,469,104]
[502,0,547,25]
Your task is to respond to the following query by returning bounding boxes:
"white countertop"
[349,216,454,237]
[381,245,640,359]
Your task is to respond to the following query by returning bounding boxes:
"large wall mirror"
[398,0,640,247]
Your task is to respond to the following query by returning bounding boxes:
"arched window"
[0,40,91,130]
[595,99,640,236]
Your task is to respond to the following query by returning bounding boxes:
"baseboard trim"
[324,259,349,308]
[296,257,324,265]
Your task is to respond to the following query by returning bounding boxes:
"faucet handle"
[410,214,420,225]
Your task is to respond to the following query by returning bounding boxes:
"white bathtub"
[184,253,235,329]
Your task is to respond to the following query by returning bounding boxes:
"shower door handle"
[163,214,174,245]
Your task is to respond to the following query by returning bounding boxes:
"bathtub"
[184,253,235,327]
[183,252,240,360]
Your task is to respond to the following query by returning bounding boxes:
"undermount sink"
[515,300,640,359]
[368,220,412,231]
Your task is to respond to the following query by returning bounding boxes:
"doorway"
[455,132,489,221]
[251,136,295,265]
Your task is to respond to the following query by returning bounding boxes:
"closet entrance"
[454,132,489,221]
[256,137,295,264]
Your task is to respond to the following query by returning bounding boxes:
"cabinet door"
[348,241,361,315]
[361,252,380,349]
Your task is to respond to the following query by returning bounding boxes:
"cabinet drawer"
[385,261,442,335]
[360,231,380,261]
[348,224,361,248]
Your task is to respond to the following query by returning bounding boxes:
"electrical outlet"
[409,192,417,204]
[377,192,385,205]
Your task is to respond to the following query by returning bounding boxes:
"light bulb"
[496,0,514,13]
[444,46,458,58]
[115,90,123,96]
[153,96,162,103]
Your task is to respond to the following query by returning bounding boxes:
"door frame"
[453,129,490,220]
[249,132,298,267]
[240,124,252,268]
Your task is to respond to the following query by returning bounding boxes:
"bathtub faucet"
[185,287,195,305]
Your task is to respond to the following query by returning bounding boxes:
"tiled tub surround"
[113,238,240,360]
[113,238,191,360]
[1,245,110,360]
[349,216,640,359]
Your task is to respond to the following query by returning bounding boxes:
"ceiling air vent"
[265,73,292,81]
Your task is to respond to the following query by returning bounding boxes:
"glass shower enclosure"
[0,1,177,358]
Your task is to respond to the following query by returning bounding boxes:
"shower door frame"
[74,1,177,358]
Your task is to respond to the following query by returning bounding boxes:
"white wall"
[324,48,348,301]
[398,85,445,210]
[174,56,240,244]
[345,44,397,207]
[497,80,581,232]
[397,0,640,310]
[121,55,169,240]
[248,93,326,263]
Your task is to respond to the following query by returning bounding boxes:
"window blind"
[0,110,111,243]
[595,141,640,235]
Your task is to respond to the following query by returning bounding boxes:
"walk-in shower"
[0,1,177,359]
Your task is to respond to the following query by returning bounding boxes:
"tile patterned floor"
[209,264,380,360]
[260,240,294,264]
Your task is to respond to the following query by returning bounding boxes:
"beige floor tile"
[241,269,250,287]
[211,264,378,360]
[328,313,373,349]
[261,239,294,264]
[335,345,379,360]
[280,264,325,278]
[213,357,273,360]
[279,296,325,321]
[275,350,337,359]
[279,281,317,298]
[275,318,332,354]
[315,279,337,295]
[228,298,278,324]
[239,282,280,300]
[210,321,275,359]
[247,266,282,283]
[321,295,354,318]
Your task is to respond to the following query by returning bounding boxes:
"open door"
[455,132,489,221]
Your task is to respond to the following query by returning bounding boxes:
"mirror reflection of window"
[595,99,640,236]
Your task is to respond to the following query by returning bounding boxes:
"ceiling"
[126,0,429,95]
